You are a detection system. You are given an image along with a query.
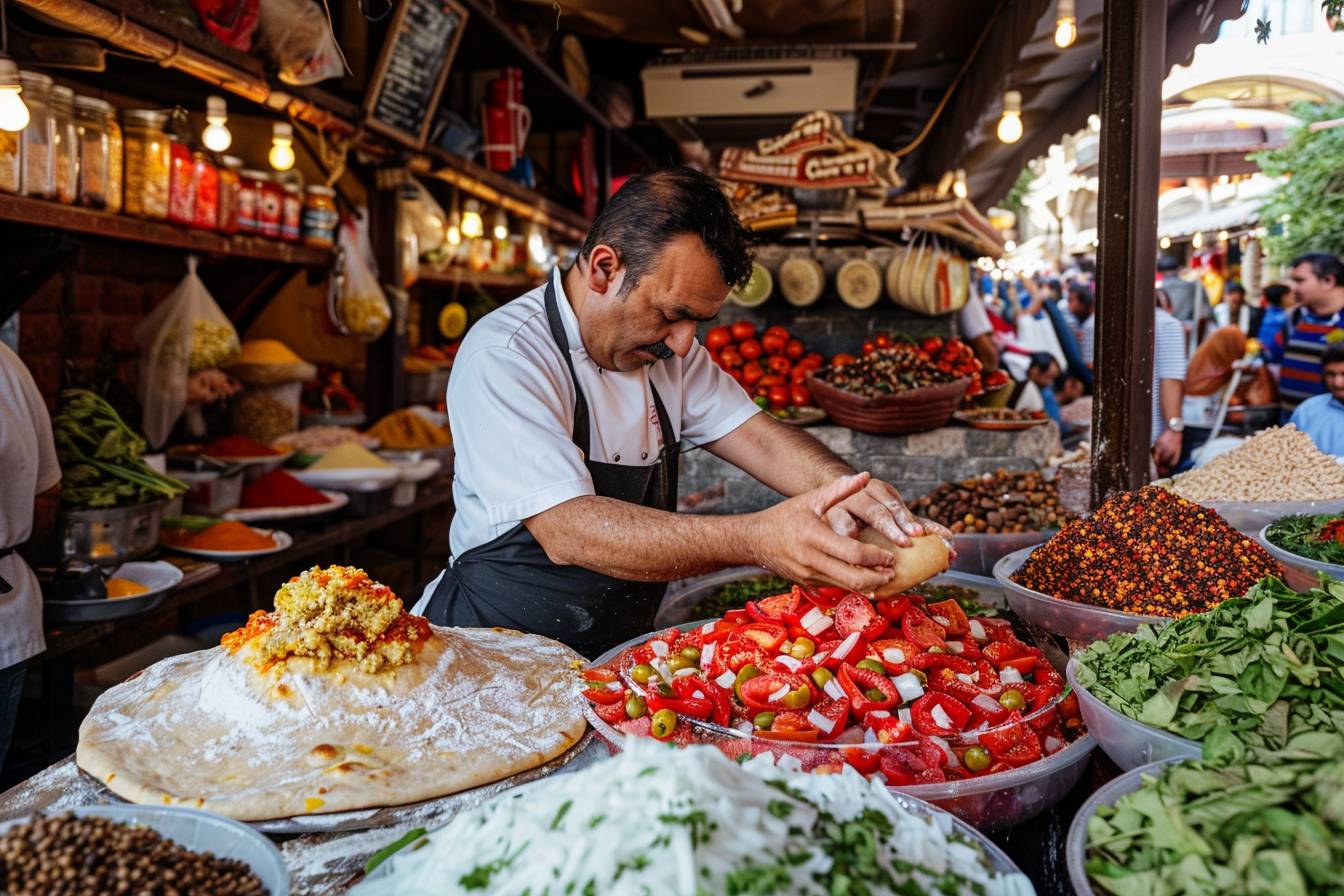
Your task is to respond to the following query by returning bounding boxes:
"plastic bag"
[332,211,391,342]
[186,0,260,50]
[134,256,240,448]
[255,0,344,86]
[399,178,447,257]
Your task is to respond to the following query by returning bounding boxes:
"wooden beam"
[1091,0,1166,504]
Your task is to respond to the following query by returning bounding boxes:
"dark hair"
[1028,352,1057,375]
[1225,280,1245,295]
[577,167,753,293]
[1291,252,1344,287]
[1155,287,1173,311]
[1067,283,1095,307]
[1157,254,1181,272]
[1262,283,1290,308]
[1322,342,1344,369]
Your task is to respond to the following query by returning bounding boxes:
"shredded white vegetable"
[354,740,1034,896]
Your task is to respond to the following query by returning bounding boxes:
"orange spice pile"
[1013,486,1283,618]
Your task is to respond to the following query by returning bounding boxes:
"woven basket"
[805,373,971,435]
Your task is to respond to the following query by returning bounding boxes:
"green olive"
[680,646,701,662]
[630,663,656,684]
[657,682,674,698]
[926,645,946,654]
[781,686,812,710]
[734,664,760,702]
[911,669,928,685]
[999,689,1026,711]
[864,687,886,702]
[811,667,834,689]
[753,712,777,729]
[650,708,677,740]
[624,695,646,719]
[856,658,886,675]
[790,637,815,659]
[666,655,693,673]
[964,745,992,772]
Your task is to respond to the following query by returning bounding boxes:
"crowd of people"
[960,249,1344,473]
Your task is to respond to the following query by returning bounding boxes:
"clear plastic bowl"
[1197,498,1344,536]
[1065,659,1200,771]
[1257,523,1344,587]
[1065,758,1188,896]
[993,546,1168,642]
[586,617,1095,834]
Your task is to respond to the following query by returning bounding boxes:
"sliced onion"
[1045,736,1064,754]
[929,735,957,766]
[956,673,975,684]
[882,647,906,665]
[775,655,802,672]
[930,704,954,730]
[651,640,669,657]
[968,620,987,641]
[892,672,925,703]
[897,706,913,725]
[700,641,716,669]
[866,710,891,720]
[823,679,846,701]
[933,615,951,627]
[800,607,834,636]
[674,668,699,678]
[833,631,862,664]
[768,684,790,703]
[972,694,1003,715]
[715,670,737,689]
[701,621,716,634]
[807,709,838,734]
[945,641,964,655]
[999,667,1023,684]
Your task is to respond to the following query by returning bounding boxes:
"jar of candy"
[168,139,194,225]
[18,70,54,199]
[123,109,170,219]
[281,181,301,241]
[258,173,283,238]
[217,156,241,234]
[192,152,218,230]
[238,169,266,233]
[73,95,113,210]
[301,185,338,249]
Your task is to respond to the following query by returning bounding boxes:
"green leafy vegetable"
[363,827,427,875]
[1265,514,1344,566]
[688,575,790,620]
[53,389,187,509]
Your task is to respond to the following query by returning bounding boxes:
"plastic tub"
[0,804,288,895]
[993,546,1167,642]
[1198,498,1344,536]
[1065,759,1187,896]
[1065,658,1200,771]
[1257,522,1344,582]
[178,468,244,516]
[949,531,1050,577]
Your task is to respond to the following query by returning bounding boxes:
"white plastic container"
[1257,522,1344,582]
[1065,658,1200,771]
[178,468,244,515]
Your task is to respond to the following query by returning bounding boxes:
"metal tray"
[43,561,183,622]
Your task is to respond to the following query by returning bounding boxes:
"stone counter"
[678,422,1063,514]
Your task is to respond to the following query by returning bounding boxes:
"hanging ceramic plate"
[836,258,882,309]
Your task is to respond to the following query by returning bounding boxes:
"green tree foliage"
[1250,102,1344,264]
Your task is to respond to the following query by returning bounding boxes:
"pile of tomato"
[582,585,1085,787]
[705,321,823,411]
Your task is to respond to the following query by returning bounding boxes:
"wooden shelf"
[0,195,334,266]
[416,268,540,290]
[416,147,590,241]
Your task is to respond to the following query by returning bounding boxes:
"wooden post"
[365,179,407,419]
[1091,0,1165,505]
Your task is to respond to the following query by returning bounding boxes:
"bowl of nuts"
[806,348,970,436]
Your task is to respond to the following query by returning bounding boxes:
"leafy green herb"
[459,841,527,889]
[766,800,793,819]
[688,575,791,620]
[363,827,426,875]
[549,799,572,830]
[1265,514,1344,566]
[54,389,187,509]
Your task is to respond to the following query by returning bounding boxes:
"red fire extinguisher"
[482,67,531,173]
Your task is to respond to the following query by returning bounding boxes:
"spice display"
[273,426,375,455]
[230,385,301,444]
[1264,513,1344,565]
[1075,577,1344,754]
[168,138,194,225]
[217,156,241,233]
[1164,424,1344,502]
[73,95,113,209]
[53,389,188,509]
[301,366,361,416]
[816,342,960,397]
[687,573,792,620]
[281,181,301,240]
[189,318,241,371]
[162,519,277,552]
[105,577,151,598]
[1013,486,1281,618]
[301,184,338,248]
[240,469,329,508]
[704,321,823,411]
[0,127,18,193]
[365,409,452,450]
[910,469,1075,534]
[122,109,170,219]
[229,338,315,386]
[203,434,280,459]
[18,71,54,199]
[193,151,219,230]
[49,85,77,204]
[0,812,268,896]
[307,441,391,470]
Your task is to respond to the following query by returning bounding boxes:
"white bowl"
[1065,658,1200,771]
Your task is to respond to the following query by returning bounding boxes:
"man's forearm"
[525,496,756,581]
[703,413,853,498]
[1159,379,1183,423]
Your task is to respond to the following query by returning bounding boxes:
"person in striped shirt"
[1270,253,1344,412]
[1152,289,1189,474]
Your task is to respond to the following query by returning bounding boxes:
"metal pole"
[1090,0,1166,504]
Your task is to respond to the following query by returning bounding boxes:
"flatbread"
[858,529,951,595]
[76,626,586,821]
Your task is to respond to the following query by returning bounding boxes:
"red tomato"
[738,672,810,714]
[880,743,946,785]
[767,385,790,410]
[725,368,744,386]
[901,609,948,649]
[790,384,813,408]
[979,715,1044,767]
[758,374,786,389]
[747,590,804,624]
[874,332,893,349]
[730,321,756,342]
[704,326,732,352]
[921,336,944,355]
[862,341,876,355]
[766,355,792,376]
[801,586,848,610]
[756,711,819,742]
[834,593,889,642]
[728,622,788,653]
[981,641,1023,665]
[926,600,970,637]
[738,338,763,361]
[868,638,921,673]
[808,697,851,741]
[800,352,825,370]
[764,325,790,342]
[719,347,743,368]
[741,360,765,387]
[874,596,913,622]
[592,699,627,724]
[843,746,883,775]
[790,366,811,385]
[831,353,857,368]
[1000,655,1040,676]
[910,692,972,737]
[760,332,787,356]
[785,338,804,360]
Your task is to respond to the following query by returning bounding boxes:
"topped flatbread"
[76,566,587,821]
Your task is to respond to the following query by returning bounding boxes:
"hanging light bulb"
[1054,0,1077,48]
[1159,236,1172,250]
[997,90,1023,144]
[1218,229,1229,243]
[0,56,28,132]
[952,168,968,199]
[461,199,484,238]
[492,209,509,241]
[268,121,295,171]
[201,95,231,152]
[445,209,462,246]
[1088,113,1101,132]
[1192,231,1204,249]
[527,223,548,265]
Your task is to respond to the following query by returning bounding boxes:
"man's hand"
[748,473,897,593]
[824,476,956,554]
[1153,429,1182,473]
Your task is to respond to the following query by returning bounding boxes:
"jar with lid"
[168,138,194,225]
[281,181,302,241]
[105,112,123,213]
[0,59,20,193]
[216,156,241,234]
[237,169,266,233]
[257,173,283,238]
[301,185,338,248]
[50,85,77,204]
[192,152,218,230]
[123,109,169,219]
[73,95,113,209]
[18,70,54,199]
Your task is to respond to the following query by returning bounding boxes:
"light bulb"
[446,211,462,246]
[997,90,1023,144]
[1159,236,1172,249]
[1054,0,1077,48]
[1192,231,1204,249]
[0,57,29,132]
[269,121,295,172]
[1088,113,1101,132]
[492,209,508,241]
[952,168,968,199]
[201,95,231,152]
[1218,229,1229,242]
[527,225,547,264]
[461,200,484,238]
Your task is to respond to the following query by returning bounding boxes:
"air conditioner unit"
[642,52,858,119]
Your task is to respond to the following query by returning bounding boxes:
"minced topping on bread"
[222,566,431,673]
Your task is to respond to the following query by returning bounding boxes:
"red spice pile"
[1013,486,1283,618]
[204,435,279,458]
[240,469,328,508]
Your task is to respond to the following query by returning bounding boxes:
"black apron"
[423,275,679,659]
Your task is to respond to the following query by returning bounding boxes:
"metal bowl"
[59,500,166,566]
[44,561,183,622]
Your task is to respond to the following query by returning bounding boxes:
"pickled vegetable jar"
[168,139,194,226]
[192,152,218,230]
[123,109,169,219]
[301,185,337,248]
[18,70,54,199]
[281,182,301,241]
[238,169,266,233]
[217,156,241,234]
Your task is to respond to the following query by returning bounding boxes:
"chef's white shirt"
[0,341,58,668]
[416,268,760,610]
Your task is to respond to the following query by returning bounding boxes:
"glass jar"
[123,109,169,219]
[281,182,302,241]
[301,185,338,248]
[0,126,17,194]
[18,71,54,199]
[168,139,194,225]
[106,114,122,214]
[217,156,241,234]
[73,95,113,210]
[258,173,283,238]
[50,85,77,204]
[192,152,218,230]
[238,169,266,233]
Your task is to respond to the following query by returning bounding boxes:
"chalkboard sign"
[364,0,468,149]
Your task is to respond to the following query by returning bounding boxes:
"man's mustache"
[640,341,674,360]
